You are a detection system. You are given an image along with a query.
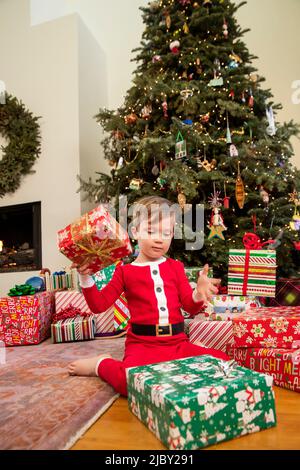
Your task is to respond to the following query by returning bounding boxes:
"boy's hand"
[195,264,221,304]
[71,262,93,276]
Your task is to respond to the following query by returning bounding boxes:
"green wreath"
[0,92,41,198]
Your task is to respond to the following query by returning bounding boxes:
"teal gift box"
[127,356,276,450]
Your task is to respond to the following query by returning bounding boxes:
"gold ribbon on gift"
[70,211,125,266]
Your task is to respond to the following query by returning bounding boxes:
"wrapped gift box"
[57,205,132,274]
[228,249,276,297]
[114,293,130,331]
[92,261,122,290]
[204,295,261,321]
[268,278,300,307]
[0,292,54,346]
[227,346,300,393]
[51,315,95,343]
[127,356,276,450]
[55,291,114,335]
[232,307,300,349]
[189,318,234,352]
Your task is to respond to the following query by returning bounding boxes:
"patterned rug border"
[63,393,119,450]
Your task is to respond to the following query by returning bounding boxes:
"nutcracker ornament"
[162,98,168,119]
[208,207,227,240]
[223,18,228,38]
[260,186,270,212]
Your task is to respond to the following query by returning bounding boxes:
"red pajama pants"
[97,330,229,397]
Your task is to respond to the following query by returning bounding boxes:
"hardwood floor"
[71,386,300,450]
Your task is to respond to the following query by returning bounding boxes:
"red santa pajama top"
[80,256,204,329]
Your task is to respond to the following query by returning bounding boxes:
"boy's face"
[133,214,175,260]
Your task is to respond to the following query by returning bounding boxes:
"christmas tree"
[79,0,300,279]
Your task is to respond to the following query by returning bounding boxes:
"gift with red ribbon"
[228,233,277,297]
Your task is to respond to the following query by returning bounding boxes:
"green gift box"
[92,261,122,290]
[127,356,276,450]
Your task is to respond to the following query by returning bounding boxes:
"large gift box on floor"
[189,318,234,352]
[232,307,300,349]
[57,205,132,274]
[55,291,114,335]
[0,292,54,346]
[228,249,276,297]
[268,278,300,307]
[204,295,261,320]
[227,346,300,393]
[127,356,276,450]
[51,315,95,343]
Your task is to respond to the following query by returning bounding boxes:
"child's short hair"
[131,196,176,230]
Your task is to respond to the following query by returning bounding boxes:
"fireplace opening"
[0,202,42,273]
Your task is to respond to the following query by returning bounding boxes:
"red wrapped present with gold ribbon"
[57,205,132,274]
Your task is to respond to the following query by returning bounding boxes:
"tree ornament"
[203,0,212,9]
[241,91,246,103]
[196,57,202,74]
[152,54,162,63]
[229,144,239,157]
[112,129,124,140]
[229,89,235,100]
[235,162,245,209]
[141,104,152,120]
[199,112,210,124]
[198,153,217,172]
[266,106,277,136]
[208,69,223,87]
[226,112,232,144]
[157,176,167,189]
[208,182,222,208]
[208,207,227,241]
[116,157,124,170]
[248,88,254,108]
[260,186,270,206]
[290,209,300,231]
[170,40,180,54]
[124,113,138,125]
[228,52,242,69]
[165,13,171,29]
[151,159,160,176]
[178,192,187,209]
[223,18,228,38]
[180,88,193,104]
[175,131,187,160]
[289,190,300,207]
[179,0,191,5]
[183,22,189,34]
[223,182,230,209]
[162,98,168,119]
[294,241,300,251]
[129,178,144,190]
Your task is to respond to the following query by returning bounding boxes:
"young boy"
[68,196,228,396]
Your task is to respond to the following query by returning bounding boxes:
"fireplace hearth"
[0,202,42,273]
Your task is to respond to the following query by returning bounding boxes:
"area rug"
[0,336,126,450]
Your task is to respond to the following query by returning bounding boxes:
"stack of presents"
[0,204,299,449]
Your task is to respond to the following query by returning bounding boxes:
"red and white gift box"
[232,306,300,349]
[54,291,114,335]
[227,346,300,393]
[0,292,54,346]
[57,205,132,274]
[189,317,234,352]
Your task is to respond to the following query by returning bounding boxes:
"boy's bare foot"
[68,354,112,377]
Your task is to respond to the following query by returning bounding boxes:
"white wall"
[0,0,108,295]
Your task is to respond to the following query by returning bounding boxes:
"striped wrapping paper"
[51,315,95,343]
[114,293,130,331]
[189,318,234,352]
[228,249,276,297]
[55,291,114,335]
[94,305,115,336]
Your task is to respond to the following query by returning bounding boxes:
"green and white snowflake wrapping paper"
[127,356,276,450]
